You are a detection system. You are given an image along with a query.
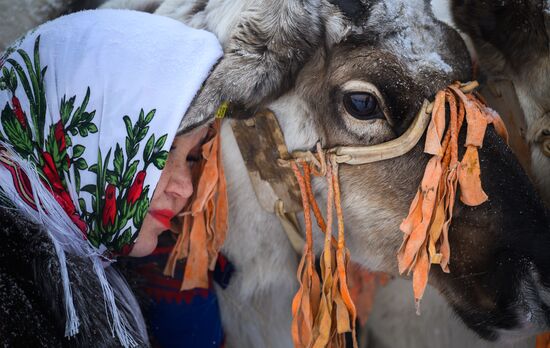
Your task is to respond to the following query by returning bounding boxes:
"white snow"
[431,0,454,27]
[367,0,454,76]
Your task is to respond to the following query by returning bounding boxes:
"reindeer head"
[267,0,550,342]
[143,0,550,342]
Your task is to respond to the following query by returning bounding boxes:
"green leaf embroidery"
[7,60,36,133]
[72,144,85,158]
[81,184,96,194]
[114,228,133,251]
[133,188,150,229]
[87,123,98,133]
[75,157,88,170]
[78,198,86,213]
[106,171,118,186]
[129,144,139,160]
[83,110,95,122]
[79,127,88,137]
[1,67,9,85]
[74,170,81,194]
[154,134,168,151]
[143,134,154,163]
[15,37,46,146]
[40,67,47,85]
[1,104,33,155]
[9,69,17,92]
[60,95,75,125]
[123,116,133,140]
[122,160,139,188]
[1,41,174,250]
[136,126,149,142]
[144,109,155,124]
[88,233,100,249]
[113,144,124,177]
[138,109,145,125]
[78,87,91,117]
[152,151,168,170]
[125,137,132,157]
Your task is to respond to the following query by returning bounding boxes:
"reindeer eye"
[343,92,384,121]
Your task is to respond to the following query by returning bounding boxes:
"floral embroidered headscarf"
[0,9,222,346]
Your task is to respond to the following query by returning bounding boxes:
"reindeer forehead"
[339,0,469,81]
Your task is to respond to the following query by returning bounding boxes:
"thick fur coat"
[0,206,148,347]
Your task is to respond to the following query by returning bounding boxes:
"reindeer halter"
[233,81,508,348]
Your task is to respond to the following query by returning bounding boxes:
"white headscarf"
[0,9,222,346]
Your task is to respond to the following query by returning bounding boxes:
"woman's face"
[129,126,208,257]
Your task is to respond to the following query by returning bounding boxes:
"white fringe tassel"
[51,238,80,336]
[0,143,137,347]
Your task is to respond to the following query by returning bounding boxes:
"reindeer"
[1,0,549,347]
[101,1,550,346]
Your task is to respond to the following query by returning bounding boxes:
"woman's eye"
[186,154,201,162]
[343,92,384,121]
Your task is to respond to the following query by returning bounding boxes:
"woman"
[0,9,225,347]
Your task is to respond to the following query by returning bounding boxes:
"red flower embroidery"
[11,96,27,129]
[54,121,66,152]
[70,213,88,235]
[54,121,70,168]
[41,151,64,192]
[102,184,117,227]
[127,170,146,205]
[56,190,74,213]
[40,151,87,235]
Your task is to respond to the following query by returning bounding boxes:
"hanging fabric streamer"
[397,84,508,312]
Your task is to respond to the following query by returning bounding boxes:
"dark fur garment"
[0,206,148,347]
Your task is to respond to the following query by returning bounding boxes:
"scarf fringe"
[397,84,509,309]
[0,142,138,347]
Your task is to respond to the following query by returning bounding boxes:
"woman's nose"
[165,172,194,200]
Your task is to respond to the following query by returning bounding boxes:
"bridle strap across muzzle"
[280,81,480,167]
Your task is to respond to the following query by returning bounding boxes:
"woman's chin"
[129,218,163,257]
[129,234,158,257]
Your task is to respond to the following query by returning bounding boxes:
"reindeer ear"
[451,0,548,69]
[328,0,370,24]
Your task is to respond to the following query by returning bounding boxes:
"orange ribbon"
[398,83,508,310]
[537,333,550,348]
[291,156,357,348]
[164,119,228,290]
